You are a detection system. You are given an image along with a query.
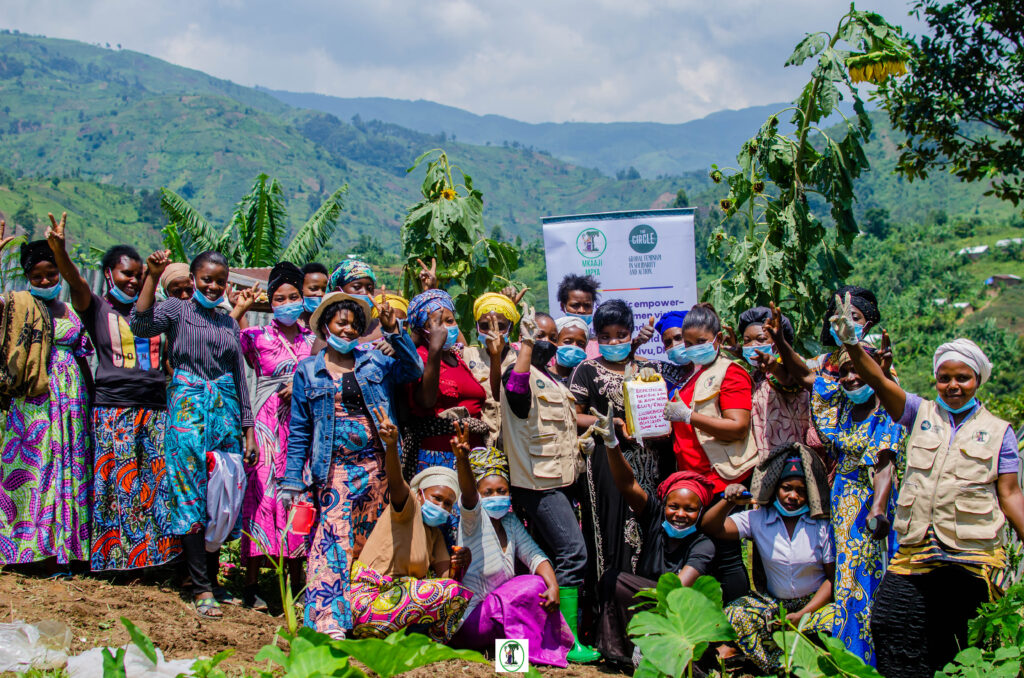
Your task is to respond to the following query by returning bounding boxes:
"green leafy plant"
[400,149,522,334]
[703,4,909,351]
[773,614,884,678]
[161,173,347,266]
[936,646,1024,678]
[627,574,735,678]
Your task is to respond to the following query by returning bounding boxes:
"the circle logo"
[497,640,525,671]
[576,228,606,258]
[629,224,658,253]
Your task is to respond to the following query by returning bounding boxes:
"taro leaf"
[691,575,724,609]
[772,628,824,678]
[632,572,683,613]
[102,646,127,678]
[634,657,666,678]
[255,627,358,678]
[628,586,735,677]
[817,635,884,678]
[334,629,490,678]
[120,617,157,665]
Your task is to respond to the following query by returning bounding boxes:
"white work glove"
[829,292,861,345]
[637,366,659,381]
[519,303,538,346]
[663,392,693,423]
[278,487,300,512]
[578,429,597,456]
[589,405,619,448]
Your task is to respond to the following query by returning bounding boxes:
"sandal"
[194,597,223,619]
[213,586,243,606]
[243,585,269,612]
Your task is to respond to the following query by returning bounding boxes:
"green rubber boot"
[559,586,601,663]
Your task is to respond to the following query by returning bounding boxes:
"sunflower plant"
[703,4,909,353]
[400,149,522,333]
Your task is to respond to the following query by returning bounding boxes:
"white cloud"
[1,0,922,123]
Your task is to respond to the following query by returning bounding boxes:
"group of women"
[0,212,1021,677]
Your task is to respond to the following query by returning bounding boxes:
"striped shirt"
[130,297,254,427]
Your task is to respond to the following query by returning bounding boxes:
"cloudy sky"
[4,0,922,124]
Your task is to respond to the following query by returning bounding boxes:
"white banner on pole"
[542,208,697,359]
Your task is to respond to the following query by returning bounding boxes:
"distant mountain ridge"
[262,88,790,178]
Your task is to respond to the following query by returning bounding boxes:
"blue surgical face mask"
[937,396,978,415]
[443,325,459,350]
[349,293,374,309]
[420,496,451,527]
[303,296,322,313]
[830,323,865,346]
[481,496,512,519]
[743,345,776,366]
[773,499,810,517]
[844,382,875,404]
[686,342,718,366]
[326,333,359,354]
[662,520,697,539]
[565,311,593,326]
[666,344,692,366]
[192,289,224,309]
[556,344,587,368]
[273,301,304,326]
[29,281,62,301]
[106,276,138,305]
[599,342,632,363]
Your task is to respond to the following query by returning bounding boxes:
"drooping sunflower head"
[441,188,457,200]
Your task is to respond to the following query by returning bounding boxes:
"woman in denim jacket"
[281,291,423,638]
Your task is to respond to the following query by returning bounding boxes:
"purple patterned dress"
[0,311,93,564]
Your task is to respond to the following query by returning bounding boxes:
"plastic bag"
[205,449,245,552]
[67,644,194,678]
[0,620,72,672]
[622,375,671,443]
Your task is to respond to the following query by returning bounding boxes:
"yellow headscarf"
[473,292,520,324]
[371,292,409,318]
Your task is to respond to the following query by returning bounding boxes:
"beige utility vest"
[501,365,583,490]
[686,355,759,480]
[894,399,1008,551]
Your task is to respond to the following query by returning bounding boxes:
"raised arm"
[700,484,747,540]
[765,302,814,390]
[44,212,92,312]
[374,405,410,511]
[829,294,906,419]
[134,249,171,314]
[413,314,448,409]
[592,405,648,514]
[451,422,478,509]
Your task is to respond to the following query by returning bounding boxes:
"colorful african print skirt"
[725,591,836,673]
[165,370,242,535]
[90,406,182,570]
[349,560,472,643]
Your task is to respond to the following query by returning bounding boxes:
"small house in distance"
[956,245,989,261]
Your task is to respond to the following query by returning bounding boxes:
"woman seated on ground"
[347,410,473,642]
[703,447,836,674]
[590,404,719,667]
[450,431,572,667]
[830,303,1024,677]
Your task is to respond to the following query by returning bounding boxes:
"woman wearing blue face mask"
[832,314,1024,677]
[569,300,669,588]
[704,447,837,674]
[767,299,900,666]
[404,289,489,476]
[327,258,384,345]
[463,291,523,448]
[736,307,827,469]
[131,248,257,618]
[553,315,589,385]
[556,273,600,357]
[0,216,93,574]
[343,411,472,642]
[46,217,181,574]
[299,262,329,328]
[233,261,316,610]
[451,432,571,666]
[590,402,718,667]
[283,290,423,638]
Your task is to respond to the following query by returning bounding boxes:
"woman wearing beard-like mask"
[500,305,600,664]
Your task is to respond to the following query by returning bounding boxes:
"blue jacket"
[283,330,423,491]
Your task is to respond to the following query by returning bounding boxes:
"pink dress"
[239,321,315,560]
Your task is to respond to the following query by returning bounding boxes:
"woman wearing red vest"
[831,295,1024,678]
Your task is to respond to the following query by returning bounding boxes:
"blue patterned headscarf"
[407,289,455,329]
[329,258,376,291]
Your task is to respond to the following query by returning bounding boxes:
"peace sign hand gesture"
[44,212,68,254]
[483,312,504,358]
[722,324,743,359]
[372,405,399,446]
[416,257,438,292]
[376,284,398,333]
[872,329,894,377]
[0,220,16,251]
[518,303,538,346]
[449,420,471,461]
[763,302,785,345]
[233,283,261,315]
[501,285,529,305]
[829,292,860,346]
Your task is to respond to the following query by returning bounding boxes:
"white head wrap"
[556,315,590,335]
[933,338,992,385]
[410,466,460,497]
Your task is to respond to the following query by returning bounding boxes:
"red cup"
[290,501,315,536]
